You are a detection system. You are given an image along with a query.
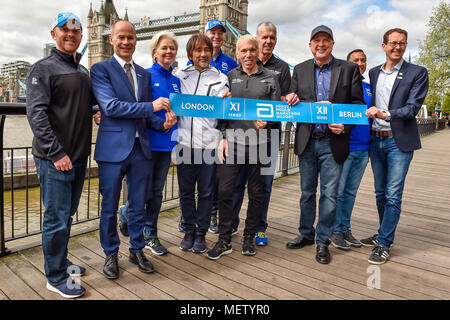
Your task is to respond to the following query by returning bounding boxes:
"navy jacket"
[369,61,429,152]
[91,57,166,163]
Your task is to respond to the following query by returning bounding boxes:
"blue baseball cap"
[51,12,82,31]
[205,19,226,33]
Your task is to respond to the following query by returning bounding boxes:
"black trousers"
[217,145,266,243]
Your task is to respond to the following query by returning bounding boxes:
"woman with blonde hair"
[119,31,180,256]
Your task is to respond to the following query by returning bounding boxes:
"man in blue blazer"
[90,20,177,279]
[363,28,428,264]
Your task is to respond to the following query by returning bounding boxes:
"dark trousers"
[177,148,215,235]
[218,145,266,243]
[98,140,150,256]
[119,150,172,240]
[35,157,87,285]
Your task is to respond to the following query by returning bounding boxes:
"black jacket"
[26,48,96,163]
[289,57,365,164]
[220,63,281,146]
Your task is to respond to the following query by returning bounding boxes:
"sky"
[0,0,445,79]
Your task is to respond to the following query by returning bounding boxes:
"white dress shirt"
[113,53,139,137]
[113,53,138,100]
[372,59,404,131]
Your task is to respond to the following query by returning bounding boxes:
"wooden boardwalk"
[0,129,449,300]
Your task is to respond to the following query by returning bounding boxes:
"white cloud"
[0,0,441,75]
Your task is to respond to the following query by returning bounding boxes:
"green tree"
[416,1,450,114]
[442,94,450,115]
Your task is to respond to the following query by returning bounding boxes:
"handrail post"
[282,122,293,177]
[1,115,11,256]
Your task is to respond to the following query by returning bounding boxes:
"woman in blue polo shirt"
[119,32,180,256]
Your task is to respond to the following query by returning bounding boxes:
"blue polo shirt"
[349,78,372,152]
[187,50,237,75]
[147,62,180,152]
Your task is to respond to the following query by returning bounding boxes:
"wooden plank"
[116,231,276,300]
[66,239,158,300]
[147,228,297,300]
[264,223,450,299]
[0,289,8,300]
[0,260,42,300]
[3,252,64,300]
[158,219,383,300]
[19,245,107,300]
[75,233,212,300]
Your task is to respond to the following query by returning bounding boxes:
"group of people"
[25,11,428,299]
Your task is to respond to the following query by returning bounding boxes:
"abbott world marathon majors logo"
[256,103,274,118]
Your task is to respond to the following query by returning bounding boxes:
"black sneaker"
[329,232,350,251]
[145,238,168,256]
[360,234,378,247]
[192,234,207,253]
[180,232,195,251]
[242,235,256,256]
[368,245,390,264]
[208,216,219,234]
[206,239,232,260]
[178,216,186,233]
[343,230,362,248]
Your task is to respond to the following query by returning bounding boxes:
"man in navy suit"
[90,20,177,279]
[363,28,429,264]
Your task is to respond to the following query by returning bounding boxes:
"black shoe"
[360,234,378,247]
[286,235,314,249]
[316,245,331,264]
[118,206,129,237]
[180,232,195,251]
[208,215,219,234]
[343,230,361,248]
[118,221,129,237]
[330,232,350,251]
[206,239,232,260]
[242,235,256,256]
[129,251,154,273]
[178,216,186,233]
[368,245,390,265]
[103,253,119,279]
[192,234,207,254]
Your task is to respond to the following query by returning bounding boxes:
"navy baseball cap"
[205,19,226,33]
[310,25,333,41]
[51,12,82,30]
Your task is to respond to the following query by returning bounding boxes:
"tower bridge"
[87,0,248,68]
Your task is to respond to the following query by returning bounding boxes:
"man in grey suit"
[285,25,365,264]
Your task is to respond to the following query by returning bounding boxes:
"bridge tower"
[199,0,248,58]
[87,0,248,68]
[87,0,120,68]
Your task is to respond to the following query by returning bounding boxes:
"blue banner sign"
[169,93,369,125]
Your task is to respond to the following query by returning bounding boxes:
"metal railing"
[1,101,446,256]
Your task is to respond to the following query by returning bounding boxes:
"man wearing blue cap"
[27,12,96,298]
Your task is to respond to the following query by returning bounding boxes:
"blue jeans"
[334,150,369,233]
[298,137,343,246]
[34,156,87,285]
[119,151,172,240]
[370,136,413,248]
[177,148,215,235]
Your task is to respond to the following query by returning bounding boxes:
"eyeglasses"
[387,41,407,48]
